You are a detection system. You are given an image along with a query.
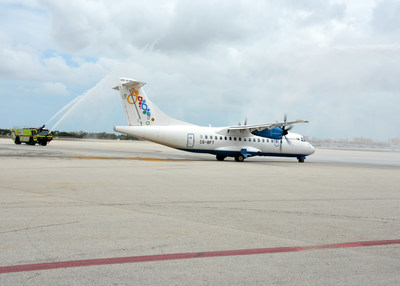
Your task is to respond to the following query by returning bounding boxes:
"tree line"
[0,129,138,140]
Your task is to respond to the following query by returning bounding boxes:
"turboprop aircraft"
[113,78,315,162]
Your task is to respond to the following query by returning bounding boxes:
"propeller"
[280,113,293,152]
[238,117,248,126]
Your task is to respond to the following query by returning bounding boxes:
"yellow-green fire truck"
[11,125,53,146]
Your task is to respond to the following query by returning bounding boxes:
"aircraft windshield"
[39,131,50,136]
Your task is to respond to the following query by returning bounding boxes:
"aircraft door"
[187,133,195,148]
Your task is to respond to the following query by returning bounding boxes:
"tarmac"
[0,138,399,285]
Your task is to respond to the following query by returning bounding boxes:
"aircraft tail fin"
[114,78,190,126]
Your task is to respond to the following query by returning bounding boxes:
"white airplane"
[113,78,315,162]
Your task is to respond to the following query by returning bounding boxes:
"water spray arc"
[45,95,83,130]
[45,74,116,132]
[48,95,86,132]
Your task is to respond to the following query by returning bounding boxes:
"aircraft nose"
[308,143,315,155]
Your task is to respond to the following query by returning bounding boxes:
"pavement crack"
[1,221,80,234]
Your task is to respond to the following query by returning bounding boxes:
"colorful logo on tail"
[123,88,155,125]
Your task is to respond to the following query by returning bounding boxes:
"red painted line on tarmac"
[1,239,399,274]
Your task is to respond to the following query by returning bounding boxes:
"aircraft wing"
[224,119,309,133]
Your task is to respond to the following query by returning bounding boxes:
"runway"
[0,138,399,285]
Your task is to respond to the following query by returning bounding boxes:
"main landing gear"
[216,155,226,161]
[235,155,245,162]
[216,154,245,162]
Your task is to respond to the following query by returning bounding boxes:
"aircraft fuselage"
[114,125,315,160]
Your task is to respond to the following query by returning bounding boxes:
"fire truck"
[11,125,53,146]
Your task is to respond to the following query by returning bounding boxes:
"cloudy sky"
[1,0,399,140]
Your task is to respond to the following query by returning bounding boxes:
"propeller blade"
[281,113,294,136]
[284,135,291,145]
[244,117,247,126]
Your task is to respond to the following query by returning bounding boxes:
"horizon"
[1,128,399,145]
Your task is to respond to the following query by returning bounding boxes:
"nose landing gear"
[297,156,306,163]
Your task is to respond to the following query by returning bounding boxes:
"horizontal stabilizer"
[113,79,146,91]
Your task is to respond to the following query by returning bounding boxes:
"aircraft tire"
[216,155,226,161]
[297,156,305,163]
[235,155,245,162]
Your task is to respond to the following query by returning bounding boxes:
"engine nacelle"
[252,127,283,140]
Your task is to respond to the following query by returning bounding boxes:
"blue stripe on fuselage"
[177,148,305,158]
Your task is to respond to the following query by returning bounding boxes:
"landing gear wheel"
[297,156,305,163]
[15,136,21,144]
[235,155,245,162]
[216,155,226,161]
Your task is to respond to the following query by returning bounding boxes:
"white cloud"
[0,0,399,140]
[371,0,400,34]
[34,81,69,97]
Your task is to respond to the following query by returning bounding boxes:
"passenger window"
[205,135,208,139]
[200,135,203,139]
[239,137,242,141]
[262,139,265,143]
[253,138,256,142]
[220,136,223,140]
[258,139,260,142]
[244,138,246,142]
[215,136,218,140]
[225,136,227,140]
[234,137,237,141]
[229,137,232,140]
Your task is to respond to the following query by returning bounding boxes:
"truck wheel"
[41,141,47,146]
[28,137,35,145]
[15,137,21,144]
